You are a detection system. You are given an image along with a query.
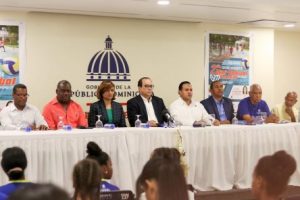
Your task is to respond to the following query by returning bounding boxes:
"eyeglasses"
[143,84,154,89]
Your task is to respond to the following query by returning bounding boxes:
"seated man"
[127,77,167,127]
[201,80,234,124]
[170,81,220,126]
[43,80,87,129]
[272,92,298,122]
[237,84,279,123]
[0,84,48,130]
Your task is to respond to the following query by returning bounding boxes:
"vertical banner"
[0,22,24,110]
[205,32,251,111]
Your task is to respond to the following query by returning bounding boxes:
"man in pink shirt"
[43,80,87,130]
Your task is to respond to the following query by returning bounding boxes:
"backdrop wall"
[0,11,298,112]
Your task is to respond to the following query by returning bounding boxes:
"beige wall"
[274,30,300,108]
[1,11,296,112]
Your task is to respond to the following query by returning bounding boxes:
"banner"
[0,22,24,110]
[205,32,251,110]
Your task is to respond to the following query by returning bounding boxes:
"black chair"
[100,190,134,200]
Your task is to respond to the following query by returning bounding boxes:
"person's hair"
[254,150,297,197]
[56,80,71,89]
[210,80,221,90]
[1,147,27,180]
[6,100,13,107]
[12,84,27,94]
[86,141,109,166]
[8,183,70,200]
[151,147,181,164]
[178,81,191,91]
[137,77,151,87]
[286,91,297,99]
[73,159,101,200]
[96,81,116,100]
[136,158,188,200]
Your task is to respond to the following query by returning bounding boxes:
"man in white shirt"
[127,77,167,127]
[0,84,48,130]
[170,81,220,126]
[272,92,298,122]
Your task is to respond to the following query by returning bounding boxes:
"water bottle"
[57,116,64,130]
[232,113,238,125]
[104,124,115,129]
[140,122,150,128]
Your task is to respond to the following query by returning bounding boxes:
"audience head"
[96,81,116,101]
[138,77,153,99]
[151,147,181,164]
[86,141,113,179]
[136,158,188,200]
[209,80,224,99]
[12,83,28,110]
[73,159,101,200]
[252,150,297,199]
[178,81,192,103]
[1,146,27,180]
[249,84,262,104]
[8,183,70,200]
[56,80,72,105]
[285,92,297,108]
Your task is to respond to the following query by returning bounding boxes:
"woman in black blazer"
[88,81,126,127]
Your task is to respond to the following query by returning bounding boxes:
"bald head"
[249,84,262,104]
[250,84,262,93]
[285,92,297,108]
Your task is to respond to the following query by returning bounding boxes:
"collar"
[212,96,224,104]
[248,97,260,106]
[141,95,152,103]
[51,97,73,105]
[10,103,29,112]
[179,97,195,106]
[10,179,30,183]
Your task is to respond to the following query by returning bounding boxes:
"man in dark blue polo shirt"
[237,84,279,123]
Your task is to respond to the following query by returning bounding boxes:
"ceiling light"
[157,0,170,5]
[284,24,295,28]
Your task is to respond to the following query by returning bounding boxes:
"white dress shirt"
[170,97,212,126]
[0,103,48,130]
[141,95,158,123]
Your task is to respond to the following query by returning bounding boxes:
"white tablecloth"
[0,123,299,192]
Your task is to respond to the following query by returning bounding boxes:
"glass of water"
[135,115,141,127]
[95,115,103,128]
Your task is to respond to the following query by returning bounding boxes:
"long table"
[0,123,299,193]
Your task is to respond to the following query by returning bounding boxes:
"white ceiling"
[1,0,300,30]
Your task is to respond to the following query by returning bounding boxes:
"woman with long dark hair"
[72,159,101,200]
[136,158,189,200]
[252,150,297,200]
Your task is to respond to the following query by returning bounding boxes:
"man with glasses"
[43,80,87,129]
[0,84,48,130]
[127,77,167,127]
[201,80,234,124]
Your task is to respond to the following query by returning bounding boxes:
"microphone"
[162,109,175,123]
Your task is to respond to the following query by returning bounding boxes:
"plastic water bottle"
[232,113,239,125]
[104,124,115,129]
[57,116,64,130]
